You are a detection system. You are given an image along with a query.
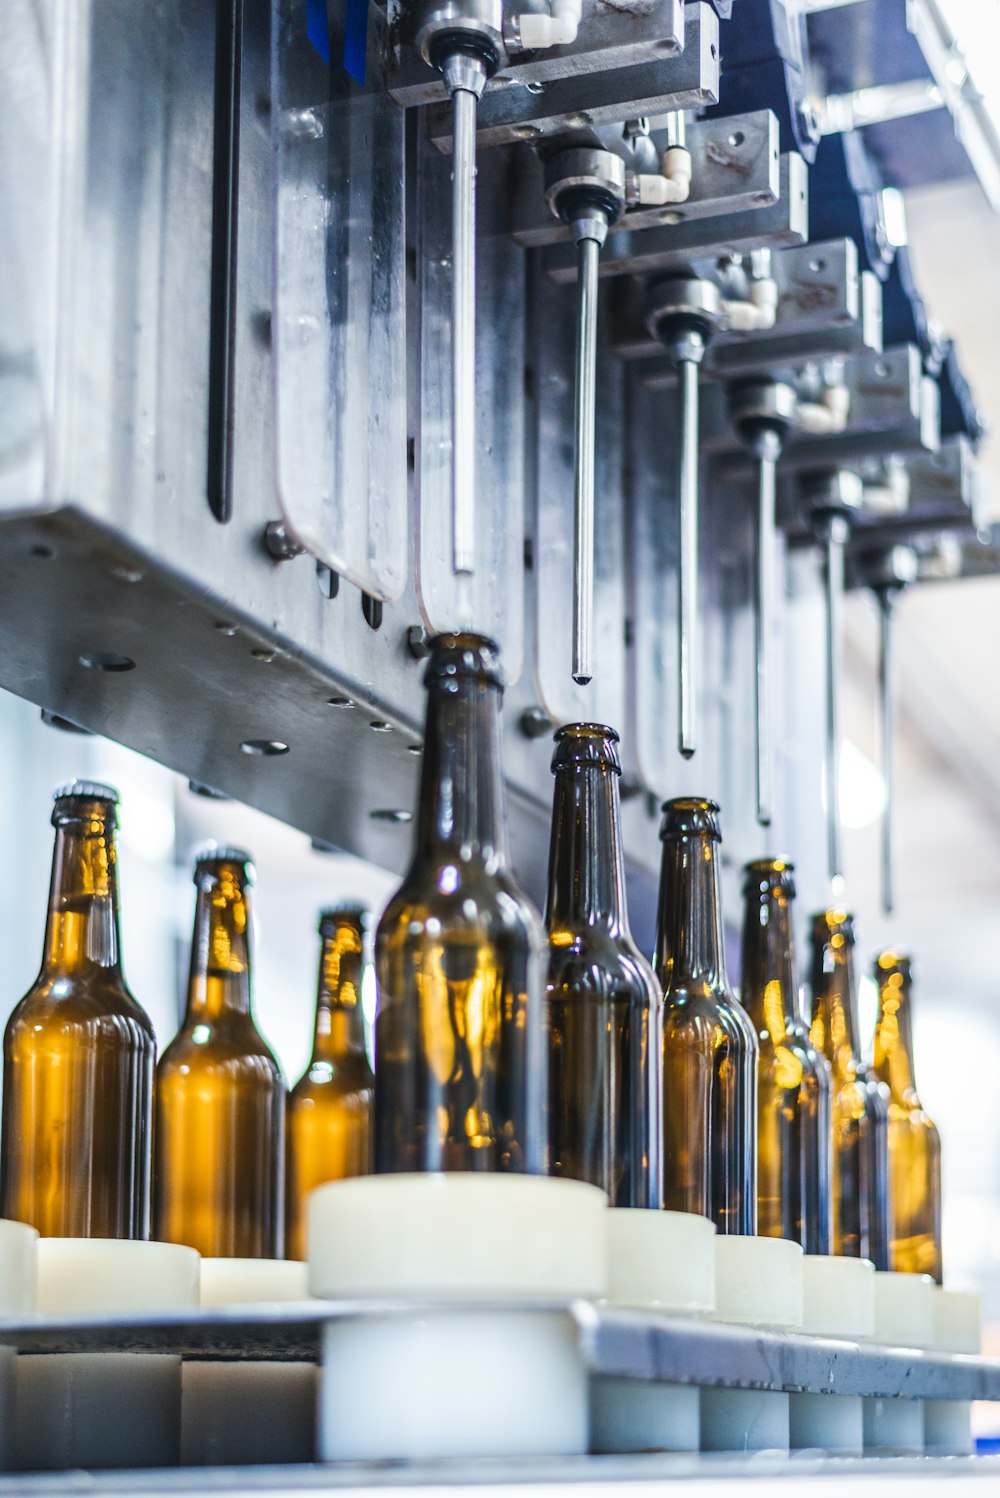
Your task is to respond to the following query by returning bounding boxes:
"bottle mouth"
[424,632,503,690]
[51,780,119,827]
[319,905,371,936]
[659,796,722,842]
[812,907,855,945]
[875,948,911,980]
[742,856,796,897]
[551,722,621,774]
[193,844,256,886]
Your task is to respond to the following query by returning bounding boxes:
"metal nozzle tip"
[572,673,592,686]
[679,746,696,761]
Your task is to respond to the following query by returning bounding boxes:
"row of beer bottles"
[0,782,372,1260]
[374,633,942,1279]
[0,636,940,1281]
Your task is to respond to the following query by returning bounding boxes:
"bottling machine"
[2,0,1000,1488]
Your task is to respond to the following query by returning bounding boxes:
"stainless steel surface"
[755,435,780,827]
[426,3,718,151]
[387,0,685,106]
[817,511,850,889]
[678,354,701,760]
[879,588,895,916]
[573,233,601,686]
[448,71,485,577]
[514,112,781,251]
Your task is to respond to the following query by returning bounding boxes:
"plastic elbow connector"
[721,278,778,333]
[633,146,692,207]
[517,0,580,48]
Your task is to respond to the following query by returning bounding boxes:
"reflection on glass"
[740,859,831,1253]
[155,850,285,1257]
[872,951,942,1282]
[545,724,661,1207]
[374,634,545,1174]
[809,909,890,1267]
[286,906,375,1260]
[0,783,156,1238]
[654,798,757,1233]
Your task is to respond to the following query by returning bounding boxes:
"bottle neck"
[311,923,368,1064]
[741,884,799,1039]
[415,676,507,866]
[545,760,627,934]
[810,935,861,1066]
[42,815,123,977]
[185,868,254,1021]
[655,834,728,990]
[873,969,917,1098]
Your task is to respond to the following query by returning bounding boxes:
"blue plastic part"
[306,0,331,60]
[708,0,819,163]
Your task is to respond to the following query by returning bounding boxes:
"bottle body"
[0,784,156,1238]
[374,634,546,1174]
[809,910,891,1267]
[741,860,832,1254]
[286,907,375,1260]
[544,725,662,1208]
[154,851,285,1257]
[655,799,757,1233]
[872,952,942,1281]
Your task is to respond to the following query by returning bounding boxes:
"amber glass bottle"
[809,910,890,1267]
[654,798,757,1233]
[0,782,156,1238]
[872,951,942,1282]
[286,905,375,1260]
[374,632,545,1174]
[741,860,832,1253]
[545,724,661,1208]
[154,849,285,1257]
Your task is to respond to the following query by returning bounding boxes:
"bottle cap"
[659,796,722,842]
[52,780,119,806]
[742,857,796,898]
[193,845,256,884]
[551,723,622,774]
[812,907,856,945]
[319,905,371,935]
[424,632,503,691]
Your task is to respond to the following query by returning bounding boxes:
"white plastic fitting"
[516,0,581,49]
[790,1255,876,1455]
[0,1221,37,1471]
[722,277,778,334]
[925,1288,981,1456]
[632,146,692,207]
[863,1271,936,1456]
[797,384,850,436]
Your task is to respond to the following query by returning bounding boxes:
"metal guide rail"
[2,1302,999,1403]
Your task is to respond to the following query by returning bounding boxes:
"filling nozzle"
[804,470,863,891]
[545,149,627,686]
[645,277,722,759]
[729,380,798,829]
[416,0,505,581]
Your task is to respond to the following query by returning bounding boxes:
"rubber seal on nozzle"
[424,632,504,691]
[659,796,722,842]
[551,723,621,774]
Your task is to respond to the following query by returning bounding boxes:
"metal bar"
[451,84,478,575]
[206,0,244,524]
[822,519,847,886]
[678,355,699,759]
[879,589,895,915]
[572,235,600,685]
[755,437,779,825]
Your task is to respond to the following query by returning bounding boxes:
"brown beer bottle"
[872,951,942,1281]
[286,906,375,1260]
[545,724,661,1207]
[809,909,891,1267]
[374,633,546,1174]
[154,849,285,1256]
[0,783,156,1238]
[740,860,832,1253]
[654,798,758,1233]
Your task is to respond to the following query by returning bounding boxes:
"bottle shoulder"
[546,926,660,1007]
[661,983,758,1049]
[378,863,542,945]
[6,976,156,1043]
[290,1056,374,1101]
[159,1016,284,1080]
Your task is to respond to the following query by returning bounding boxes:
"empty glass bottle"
[740,859,832,1253]
[654,798,757,1233]
[286,905,375,1260]
[374,633,546,1174]
[809,909,890,1267]
[154,849,285,1257]
[545,724,661,1207]
[0,782,156,1238]
[872,951,942,1282]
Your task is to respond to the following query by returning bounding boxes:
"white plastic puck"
[605,1209,715,1311]
[933,1288,980,1354]
[0,1221,36,1317]
[590,1378,699,1453]
[711,1236,804,1330]
[199,1257,308,1307]
[36,1239,199,1315]
[308,1173,607,1301]
[801,1254,876,1338]
[872,1270,935,1348]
